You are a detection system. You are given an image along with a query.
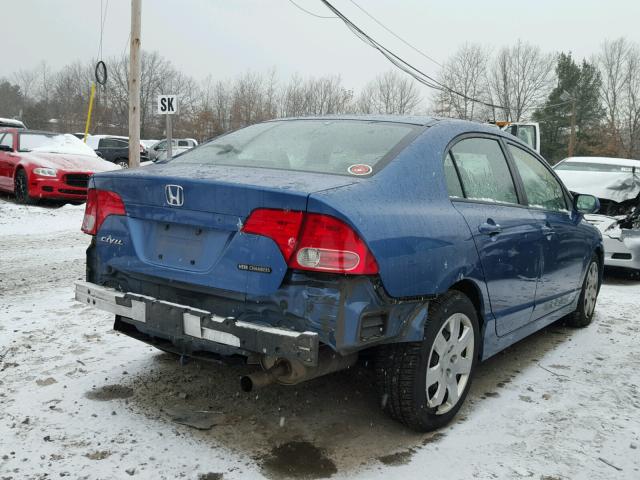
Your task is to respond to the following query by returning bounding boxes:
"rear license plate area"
[145,301,183,335]
[139,221,231,271]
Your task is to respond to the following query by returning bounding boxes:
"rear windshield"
[172,120,419,176]
[555,161,638,173]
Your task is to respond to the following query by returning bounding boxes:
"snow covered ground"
[1,196,639,480]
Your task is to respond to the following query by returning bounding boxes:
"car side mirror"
[96,151,104,158]
[0,144,12,152]
[574,194,600,214]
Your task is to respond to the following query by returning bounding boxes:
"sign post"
[157,94,178,160]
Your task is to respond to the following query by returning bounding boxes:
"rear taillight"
[241,209,304,260]
[242,209,378,275]
[81,189,126,235]
[139,143,145,153]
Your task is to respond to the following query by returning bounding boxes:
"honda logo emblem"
[165,185,184,206]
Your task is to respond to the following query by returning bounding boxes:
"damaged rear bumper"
[75,281,320,365]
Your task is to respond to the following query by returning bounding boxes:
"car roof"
[559,156,640,167]
[264,115,518,135]
[90,134,129,140]
[269,114,442,126]
[0,117,26,128]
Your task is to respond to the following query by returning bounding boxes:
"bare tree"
[280,74,352,117]
[357,70,421,114]
[306,75,352,115]
[621,44,640,158]
[280,74,308,117]
[12,68,38,101]
[433,43,491,121]
[598,38,630,131]
[51,61,93,132]
[230,71,268,128]
[201,75,232,136]
[35,61,53,103]
[489,40,555,122]
[595,37,640,157]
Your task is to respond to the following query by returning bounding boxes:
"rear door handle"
[478,222,502,235]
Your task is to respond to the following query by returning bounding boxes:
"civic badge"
[165,184,184,206]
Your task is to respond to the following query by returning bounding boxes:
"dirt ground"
[1,197,639,480]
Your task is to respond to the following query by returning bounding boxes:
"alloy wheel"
[584,261,599,317]
[426,312,475,415]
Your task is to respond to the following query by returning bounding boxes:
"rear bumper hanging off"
[75,281,320,365]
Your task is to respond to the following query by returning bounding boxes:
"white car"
[149,138,198,161]
[141,139,160,150]
[555,156,640,272]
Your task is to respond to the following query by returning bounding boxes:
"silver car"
[555,156,640,272]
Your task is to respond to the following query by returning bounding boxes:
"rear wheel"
[566,255,600,328]
[115,158,129,169]
[14,169,37,205]
[375,290,479,431]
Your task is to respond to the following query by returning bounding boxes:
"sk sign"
[158,95,178,114]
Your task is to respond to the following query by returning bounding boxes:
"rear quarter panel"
[309,122,489,300]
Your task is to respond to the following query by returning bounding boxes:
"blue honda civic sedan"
[76,116,603,431]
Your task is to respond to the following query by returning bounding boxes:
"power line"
[320,0,506,111]
[121,31,131,60]
[348,0,443,68]
[97,0,109,60]
[320,1,445,92]
[288,0,336,19]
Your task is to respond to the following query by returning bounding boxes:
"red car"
[0,128,119,203]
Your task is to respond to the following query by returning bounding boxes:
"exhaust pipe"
[240,361,289,392]
[240,349,358,392]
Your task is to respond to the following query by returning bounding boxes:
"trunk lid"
[91,164,356,296]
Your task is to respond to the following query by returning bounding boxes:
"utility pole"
[561,90,578,158]
[568,96,577,158]
[128,0,142,168]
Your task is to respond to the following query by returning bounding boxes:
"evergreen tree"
[533,53,604,163]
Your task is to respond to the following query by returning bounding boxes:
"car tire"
[375,290,480,431]
[115,159,129,169]
[14,169,37,205]
[565,255,600,328]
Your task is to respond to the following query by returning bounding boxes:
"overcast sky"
[5,0,640,89]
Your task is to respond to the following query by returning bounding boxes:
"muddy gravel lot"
[1,198,639,479]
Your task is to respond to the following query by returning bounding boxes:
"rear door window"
[449,138,518,204]
[508,145,568,211]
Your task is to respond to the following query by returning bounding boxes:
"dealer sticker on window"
[347,164,372,176]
